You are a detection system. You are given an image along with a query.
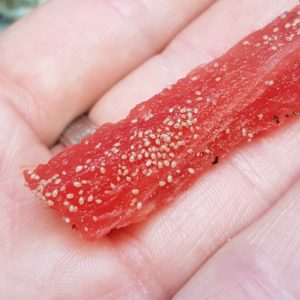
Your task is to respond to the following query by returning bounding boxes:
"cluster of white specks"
[136,202,143,209]
[122,104,202,190]
[247,11,300,53]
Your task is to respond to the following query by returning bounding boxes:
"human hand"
[0,0,299,298]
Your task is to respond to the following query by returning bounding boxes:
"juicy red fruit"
[24,6,300,240]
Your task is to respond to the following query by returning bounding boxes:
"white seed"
[265,80,274,86]
[54,179,62,185]
[73,182,81,188]
[52,189,58,198]
[75,165,83,173]
[132,189,139,195]
[242,128,247,137]
[69,205,75,212]
[258,113,264,120]
[188,168,195,174]
[64,217,70,224]
[79,197,85,205]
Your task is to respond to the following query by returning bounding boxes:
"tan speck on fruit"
[188,168,195,174]
[52,189,58,198]
[73,182,81,188]
[132,189,139,195]
[75,165,83,173]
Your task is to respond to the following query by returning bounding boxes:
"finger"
[111,121,300,296]
[89,0,296,125]
[0,0,214,145]
[174,177,300,299]
[0,101,166,299]
[87,0,300,294]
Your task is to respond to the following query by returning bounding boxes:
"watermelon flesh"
[24,6,300,240]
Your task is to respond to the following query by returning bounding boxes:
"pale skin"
[0,0,299,298]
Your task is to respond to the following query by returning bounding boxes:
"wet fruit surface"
[24,6,300,240]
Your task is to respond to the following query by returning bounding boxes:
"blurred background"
[0,0,45,30]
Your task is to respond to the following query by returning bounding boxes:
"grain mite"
[24,6,300,240]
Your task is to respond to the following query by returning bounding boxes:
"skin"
[0,0,299,298]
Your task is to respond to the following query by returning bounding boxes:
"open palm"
[1,0,300,298]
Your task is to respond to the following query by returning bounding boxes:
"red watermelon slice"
[24,6,300,240]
